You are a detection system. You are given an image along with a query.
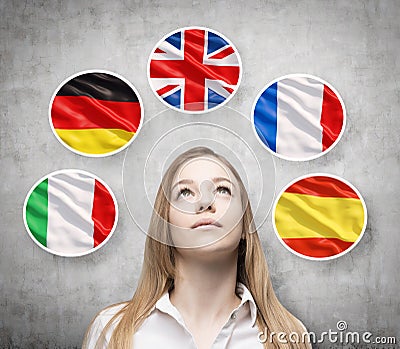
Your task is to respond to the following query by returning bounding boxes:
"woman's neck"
[169,250,241,325]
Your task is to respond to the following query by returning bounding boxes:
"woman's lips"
[191,218,222,229]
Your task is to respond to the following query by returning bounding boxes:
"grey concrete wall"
[1,0,399,348]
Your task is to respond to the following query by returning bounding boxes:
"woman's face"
[168,156,244,251]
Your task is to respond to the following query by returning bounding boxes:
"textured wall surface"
[1,0,399,348]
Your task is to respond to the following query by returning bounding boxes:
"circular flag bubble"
[147,26,242,114]
[252,74,346,161]
[23,169,118,257]
[49,70,143,157]
[273,174,367,260]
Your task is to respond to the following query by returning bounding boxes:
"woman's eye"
[178,188,193,198]
[216,186,231,195]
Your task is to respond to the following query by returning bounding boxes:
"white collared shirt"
[85,283,263,348]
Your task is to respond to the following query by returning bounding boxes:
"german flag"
[274,175,366,259]
[50,72,142,156]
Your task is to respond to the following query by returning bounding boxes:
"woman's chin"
[172,226,242,258]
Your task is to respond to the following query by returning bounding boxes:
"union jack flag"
[148,27,241,113]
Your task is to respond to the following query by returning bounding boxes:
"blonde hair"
[83,146,311,349]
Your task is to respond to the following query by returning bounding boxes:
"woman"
[83,146,310,349]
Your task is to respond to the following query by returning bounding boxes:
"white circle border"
[22,169,119,257]
[48,69,144,158]
[146,26,243,115]
[251,73,347,162]
[272,173,367,261]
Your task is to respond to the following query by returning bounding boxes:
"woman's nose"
[197,200,215,213]
[198,202,215,212]
[196,180,216,213]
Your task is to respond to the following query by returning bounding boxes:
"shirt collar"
[236,282,258,327]
[153,282,258,328]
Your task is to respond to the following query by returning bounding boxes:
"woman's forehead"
[173,156,237,184]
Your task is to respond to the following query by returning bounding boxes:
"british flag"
[148,28,241,113]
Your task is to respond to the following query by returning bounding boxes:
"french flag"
[253,76,344,160]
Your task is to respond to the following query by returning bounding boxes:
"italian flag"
[24,171,117,256]
[274,175,366,259]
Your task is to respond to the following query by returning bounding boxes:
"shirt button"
[231,312,237,320]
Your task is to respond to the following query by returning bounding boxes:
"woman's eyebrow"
[172,177,236,190]
[172,179,194,190]
[212,177,236,189]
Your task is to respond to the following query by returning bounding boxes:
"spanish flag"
[274,175,366,259]
[50,72,142,156]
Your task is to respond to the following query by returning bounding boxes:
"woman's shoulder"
[91,301,130,331]
[83,302,129,349]
[293,317,312,348]
[96,302,129,320]
[297,318,308,333]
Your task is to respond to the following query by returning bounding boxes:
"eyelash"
[177,185,232,198]
[177,187,191,199]
[216,186,232,195]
